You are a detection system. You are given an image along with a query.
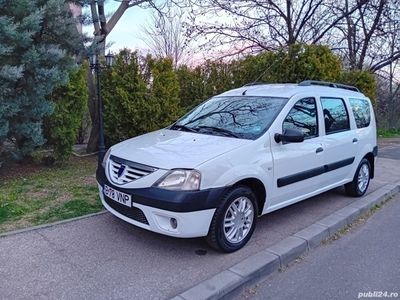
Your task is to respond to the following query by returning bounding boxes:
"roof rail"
[243,81,267,87]
[298,80,360,92]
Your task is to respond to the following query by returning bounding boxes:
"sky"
[83,2,152,53]
[82,1,219,65]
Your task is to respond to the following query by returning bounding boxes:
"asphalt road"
[236,194,400,300]
[0,141,399,300]
[378,139,400,160]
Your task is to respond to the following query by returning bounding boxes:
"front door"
[269,97,324,210]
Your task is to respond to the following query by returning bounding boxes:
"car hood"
[110,129,251,169]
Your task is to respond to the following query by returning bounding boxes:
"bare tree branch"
[333,0,399,72]
[370,52,400,72]
[187,0,369,58]
[141,9,191,67]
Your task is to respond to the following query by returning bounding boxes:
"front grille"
[108,155,157,185]
[104,196,149,225]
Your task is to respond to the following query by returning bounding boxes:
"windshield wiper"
[195,126,240,138]
[169,124,198,133]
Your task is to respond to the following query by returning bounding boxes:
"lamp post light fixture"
[105,51,114,68]
[89,51,114,166]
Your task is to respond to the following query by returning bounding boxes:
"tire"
[345,158,371,197]
[206,186,258,253]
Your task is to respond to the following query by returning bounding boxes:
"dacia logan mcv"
[97,80,377,252]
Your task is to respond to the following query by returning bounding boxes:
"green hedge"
[101,49,181,146]
[44,63,88,161]
[176,44,376,110]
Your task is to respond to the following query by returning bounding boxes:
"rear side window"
[321,97,350,134]
[349,98,371,128]
[283,98,318,138]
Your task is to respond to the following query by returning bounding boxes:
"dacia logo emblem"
[117,165,126,178]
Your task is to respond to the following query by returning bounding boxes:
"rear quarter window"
[349,98,371,128]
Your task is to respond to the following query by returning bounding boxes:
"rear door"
[318,97,356,186]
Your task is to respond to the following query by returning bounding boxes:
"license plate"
[104,185,132,207]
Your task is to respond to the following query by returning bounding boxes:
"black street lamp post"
[89,51,114,167]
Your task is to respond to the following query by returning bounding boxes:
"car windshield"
[171,96,288,139]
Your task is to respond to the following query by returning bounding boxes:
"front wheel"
[345,158,371,197]
[207,186,258,253]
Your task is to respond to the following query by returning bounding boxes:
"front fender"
[198,148,273,196]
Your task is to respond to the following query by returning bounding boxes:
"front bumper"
[96,167,228,238]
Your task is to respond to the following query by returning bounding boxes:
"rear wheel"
[207,186,258,253]
[345,158,371,197]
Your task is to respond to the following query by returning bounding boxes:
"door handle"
[353,138,358,143]
[316,147,324,153]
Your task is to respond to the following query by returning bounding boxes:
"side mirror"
[274,128,304,143]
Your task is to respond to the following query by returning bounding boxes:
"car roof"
[218,83,368,99]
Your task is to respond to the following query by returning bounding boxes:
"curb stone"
[180,270,243,300]
[174,182,400,300]
[0,210,107,239]
[316,213,348,235]
[266,236,307,267]
[229,251,279,280]
[334,206,361,225]
[294,223,329,250]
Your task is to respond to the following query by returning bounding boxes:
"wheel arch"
[232,178,266,215]
[363,152,375,178]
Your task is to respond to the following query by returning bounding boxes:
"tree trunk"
[85,0,132,153]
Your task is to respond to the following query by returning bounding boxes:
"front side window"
[321,97,350,134]
[283,98,318,138]
[171,96,288,139]
[349,98,371,128]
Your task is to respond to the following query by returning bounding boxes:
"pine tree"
[0,0,82,158]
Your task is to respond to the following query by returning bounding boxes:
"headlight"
[102,148,112,168]
[154,169,201,191]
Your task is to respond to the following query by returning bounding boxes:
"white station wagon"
[97,81,377,252]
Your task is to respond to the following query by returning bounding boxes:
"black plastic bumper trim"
[277,166,325,187]
[325,157,355,172]
[96,167,228,213]
[104,196,149,224]
[277,157,355,188]
[373,146,378,157]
